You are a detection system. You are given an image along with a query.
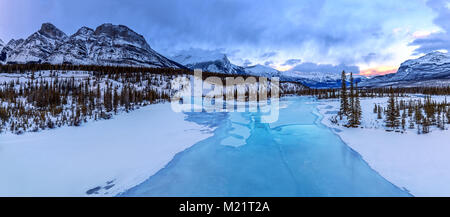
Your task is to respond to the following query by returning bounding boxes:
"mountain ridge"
[360,51,450,87]
[1,23,183,69]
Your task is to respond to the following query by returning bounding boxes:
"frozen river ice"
[121,96,410,197]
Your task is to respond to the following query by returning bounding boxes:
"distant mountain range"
[1,23,449,88]
[171,52,246,75]
[360,51,450,87]
[281,70,366,89]
[169,50,362,88]
[171,51,281,77]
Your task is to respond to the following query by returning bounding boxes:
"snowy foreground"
[317,96,450,197]
[0,103,213,196]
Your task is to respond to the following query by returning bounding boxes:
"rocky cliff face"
[2,23,183,68]
[6,23,67,64]
[1,39,25,63]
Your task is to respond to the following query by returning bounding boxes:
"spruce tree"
[401,111,406,130]
[354,82,362,126]
[347,73,355,126]
[408,117,415,129]
[377,105,383,119]
[385,88,400,129]
[339,70,349,120]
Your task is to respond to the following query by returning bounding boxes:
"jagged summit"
[38,23,67,39]
[1,23,182,68]
[73,26,94,37]
[4,23,66,63]
[93,23,152,52]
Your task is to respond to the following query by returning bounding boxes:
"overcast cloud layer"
[410,0,450,54]
[0,0,444,73]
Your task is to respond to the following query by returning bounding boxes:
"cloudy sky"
[0,0,449,75]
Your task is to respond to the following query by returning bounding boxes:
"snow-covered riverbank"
[0,103,213,197]
[317,96,450,196]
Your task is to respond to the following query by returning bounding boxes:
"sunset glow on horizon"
[359,66,398,77]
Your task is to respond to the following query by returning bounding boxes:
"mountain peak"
[221,54,231,63]
[402,51,450,67]
[419,51,449,60]
[73,26,94,37]
[94,23,139,37]
[244,64,280,77]
[38,23,67,39]
[3,23,181,68]
[93,23,151,50]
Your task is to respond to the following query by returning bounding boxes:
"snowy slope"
[48,24,183,68]
[172,51,245,75]
[172,50,286,77]
[0,103,213,196]
[281,70,367,88]
[244,64,280,77]
[7,23,68,64]
[317,96,450,196]
[171,49,226,66]
[46,26,96,65]
[0,39,24,63]
[3,23,183,68]
[360,52,450,87]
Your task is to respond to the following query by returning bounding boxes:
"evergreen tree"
[348,78,362,127]
[401,111,406,130]
[377,105,383,119]
[408,117,415,129]
[339,70,349,120]
[354,82,362,125]
[385,88,400,129]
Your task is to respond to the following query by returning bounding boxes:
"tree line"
[375,92,449,134]
[0,64,307,134]
[0,71,170,134]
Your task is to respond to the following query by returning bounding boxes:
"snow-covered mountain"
[0,39,25,63]
[171,50,283,77]
[2,23,183,68]
[244,64,280,77]
[7,23,68,64]
[281,70,367,88]
[171,52,245,75]
[360,51,450,87]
